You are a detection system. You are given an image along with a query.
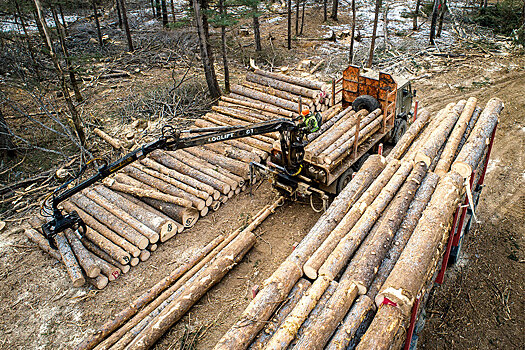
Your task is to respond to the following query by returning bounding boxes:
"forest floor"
[0,1,524,349]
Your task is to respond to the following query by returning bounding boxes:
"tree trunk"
[437,0,447,37]
[287,0,292,49]
[161,0,168,27]
[349,0,356,63]
[33,0,86,145]
[170,0,176,23]
[253,4,262,51]
[117,0,134,51]
[14,1,41,80]
[413,0,421,30]
[80,236,130,274]
[218,0,230,92]
[375,172,464,316]
[116,0,123,28]
[451,98,503,179]
[356,304,404,350]
[331,0,339,21]
[55,232,86,287]
[58,4,68,36]
[246,72,319,97]
[300,0,306,36]
[367,0,382,68]
[91,0,103,47]
[220,95,294,117]
[155,0,161,18]
[64,229,101,278]
[295,0,300,35]
[429,0,439,45]
[323,0,327,22]
[386,108,431,162]
[193,0,221,100]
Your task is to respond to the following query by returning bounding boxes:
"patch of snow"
[486,158,501,174]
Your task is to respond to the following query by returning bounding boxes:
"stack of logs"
[76,197,283,350]
[304,106,383,167]
[23,69,335,290]
[213,97,503,350]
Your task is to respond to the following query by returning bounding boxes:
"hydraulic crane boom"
[41,116,318,247]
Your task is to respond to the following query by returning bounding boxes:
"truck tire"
[352,95,381,113]
[336,168,354,194]
[388,118,407,145]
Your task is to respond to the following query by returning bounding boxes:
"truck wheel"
[352,95,381,113]
[336,168,354,194]
[352,153,370,172]
[388,118,407,145]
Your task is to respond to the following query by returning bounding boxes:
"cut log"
[55,232,85,287]
[367,172,440,298]
[451,97,503,179]
[345,161,428,295]
[80,236,130,274]
[202,142,261,164]
[220,95,294,118]
[292,280,359,349]
[184,147,251,180]
[323,111,383,166]
[455,106,482,158]
[264,276,332,350]
[325,295,376,350]
[105,175,198,228]
[167,150,239,190]
[248,279,312,350]
[355,304,404,350]
[322,104,343,122]
[254,69,325,91]
[319,161,414,281]
[64,229,101,278]
[125,163,207,210]
[76,235,225,350]
[211,105,266,123]
[434,97,478,176]
[242,81,311,104]
[246,72,318,99]
[150,150,230,194]
[116,192,184,240]
[200,206,209,217]
[375,171,464,316]
[141,156,219,200]
[211,200,221,211]
[307,106,352,142]
[24,227,62,261]
[386,108,431,161]
[62,201,140,259]
[70,193,149,250]
[88,275,109,290]
[94,128,122,150]
[303,159,401,279]
[230,85,299,112]
[125,230,257,350]
[84,188,160,243]
[139,249,150,262]
[414,100,466,167]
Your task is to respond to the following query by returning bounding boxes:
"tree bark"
[375,171,464,316]
[323,0,327,22]
[253,4,262,51]
[116,0,123,28]
[287,0,292,49]
[331,0,339,21]
[218,0,230,92]
[80,236,130,274]
[300,0,306,36]
[355,304,404,350]
[64,229,101,278]
[63,201,140,259]
[184,147,251,179]
[451,97,503,179]
[193,0,221,99]
[161,0,168,27]
[254,68,325,90]
[220,95,294,117]
[437,0,447,37]
[367,172,440,298]
[55,232,85,287]
[429,0,439,45]
[325,295,376,350]
[230,85,299,112]
[117,0,134,51]
[295,0,300,36]
[249,279,312,349]
[349,0,356,63]
[246,72,318,98]
[413,0,421,30]
[0,110,15,158]
[367,0,382,68]
[91,0,103,46]
[386,109,430,162]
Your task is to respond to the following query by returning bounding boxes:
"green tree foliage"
[473,0,524,36]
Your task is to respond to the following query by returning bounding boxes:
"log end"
[130,257,140,266]
[139,250,151,262]
[414,152,431,167]
[89,275,108,290]
[450,161,472,180]
[302,264,318,280]
[375,287,413,317]
[86,266,101,279]
[160,221,178,242]
[200,207,209,217]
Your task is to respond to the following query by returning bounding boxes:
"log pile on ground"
[214,97,503,350]
[76,197,283,350]
[30,69,334,289]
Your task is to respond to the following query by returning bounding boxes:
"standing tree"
[367,0,381,68]
[330,0,339,21]
[349,0,356,63]
[90,0,103,47]
[295,0,300,35]
[287,0,291,49]
[192,0,221,99]
[429,0,439,45]
[116,0,123,28]
[413,0,421,31]
[32,0,86,145]
[213,0,233,92]
[323,0,327,22]
[0,109,15,159]
[437,0,447,37]
[248,0,262,51]
[161,0,168,27]
[117,0,134,51]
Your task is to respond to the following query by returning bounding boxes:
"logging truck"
[255,65,415,199]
